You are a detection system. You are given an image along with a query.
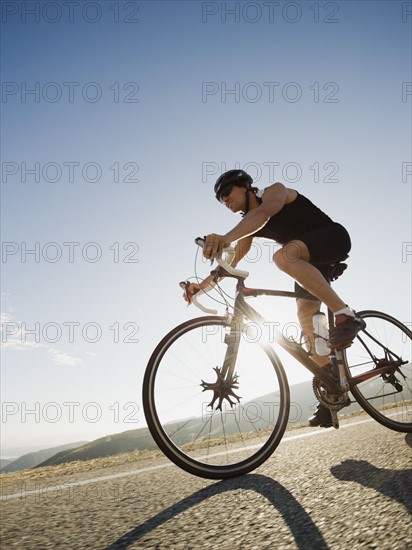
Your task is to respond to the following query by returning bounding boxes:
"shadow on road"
[104,473,329,549]
[331,459,412,515]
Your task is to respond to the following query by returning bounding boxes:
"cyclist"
[184,169,365,428]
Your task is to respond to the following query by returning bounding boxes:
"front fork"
[200,313,243,411]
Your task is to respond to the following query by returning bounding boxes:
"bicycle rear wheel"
[143,316,290,479]
[344,310,412,432]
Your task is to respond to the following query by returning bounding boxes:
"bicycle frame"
[191,239,407,406]
[143,244,411,479]
[219,276,345,395]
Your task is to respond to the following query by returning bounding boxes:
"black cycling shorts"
[292,223,351,301]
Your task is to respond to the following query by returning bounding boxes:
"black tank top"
[254,192,334,244]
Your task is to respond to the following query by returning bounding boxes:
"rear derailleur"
[377,358,405,392]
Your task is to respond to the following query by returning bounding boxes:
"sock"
[334,306,355,322]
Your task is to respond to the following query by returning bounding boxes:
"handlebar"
[179,280,218,314]
[180,237,250,314]
[195,237,250,279]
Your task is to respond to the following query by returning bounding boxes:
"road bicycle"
[143,239,412,479]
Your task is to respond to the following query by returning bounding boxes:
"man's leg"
[296,297,329,368]
[273,239,365,349]
[273,240,346,313]
[296,297,335,427]
[276,240,360,427]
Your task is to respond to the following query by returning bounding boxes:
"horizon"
[1,376,319,460]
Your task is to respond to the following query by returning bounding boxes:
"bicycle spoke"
[344,311,412,432]
[143,317,289,478]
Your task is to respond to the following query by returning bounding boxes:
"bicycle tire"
[344,310,412,432]
[143,316,290,479]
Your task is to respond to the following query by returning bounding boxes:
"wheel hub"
[200,367,241,411]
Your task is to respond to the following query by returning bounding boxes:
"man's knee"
[273,241,309,271]
[273,247,294,271]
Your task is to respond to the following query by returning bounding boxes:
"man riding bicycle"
[184,169,365,428]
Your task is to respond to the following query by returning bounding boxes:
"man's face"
[220,184,247,213]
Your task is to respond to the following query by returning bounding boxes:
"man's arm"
[203,182,291,260]
[224,182,288,243]
[183,236,253,304]
[231,235,254,268]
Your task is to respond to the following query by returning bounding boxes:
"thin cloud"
[48,349,83,367]
[2,311,82,366]
[0,312,13,324]
[1,340,44,351]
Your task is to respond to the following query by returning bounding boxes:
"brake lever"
[195,236,214,265]
[179,281,192,304]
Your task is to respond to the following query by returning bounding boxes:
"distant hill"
[11,380,367,471]
[37,429,157,467]
[0,459,13,470]
[39,379,358,468]
[1,441,89,472]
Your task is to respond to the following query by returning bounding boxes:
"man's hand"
[204,233,230,260]
[182,282,201,304]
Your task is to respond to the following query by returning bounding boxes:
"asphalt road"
[1,414,411,549]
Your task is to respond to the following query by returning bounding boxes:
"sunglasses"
[218,184,234,202]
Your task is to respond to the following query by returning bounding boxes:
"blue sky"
[1,0,411,453]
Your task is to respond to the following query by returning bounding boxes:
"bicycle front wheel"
[143,316,290,479]
[344,310,412,432]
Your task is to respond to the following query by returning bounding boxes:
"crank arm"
[335,350,349,392]
[330,409,340,429]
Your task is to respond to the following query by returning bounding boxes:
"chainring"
[312,377,350,412]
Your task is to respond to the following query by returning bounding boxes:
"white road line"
[1,414,407,502]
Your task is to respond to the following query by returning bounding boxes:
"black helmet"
[214,169,253,202]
